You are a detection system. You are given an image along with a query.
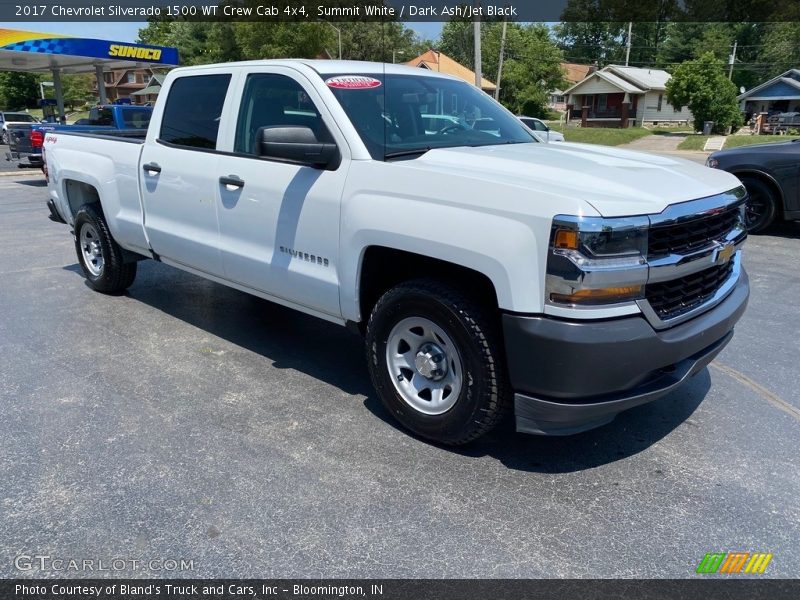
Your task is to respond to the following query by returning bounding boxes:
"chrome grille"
[648,206,740,257]
[645,261,735,320]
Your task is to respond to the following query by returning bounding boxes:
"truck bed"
[46,130,149,256]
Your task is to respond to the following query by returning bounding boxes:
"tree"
[62,74,96,110]
[665,52,743,134]
[554,21,625,66]
[499,24,565,117]
[0,72,40,109]
[139,20,244,64]
[757,23,800,80]
[331,21,425,63]
[657,22,764,92]
[439,20,564,118]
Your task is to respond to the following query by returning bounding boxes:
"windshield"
[4,113,36,122]
[324,73,537,160]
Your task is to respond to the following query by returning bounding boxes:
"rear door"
[213,67,349,318]
[140,72,236,276]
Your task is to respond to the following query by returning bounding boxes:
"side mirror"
[257,126,340,170]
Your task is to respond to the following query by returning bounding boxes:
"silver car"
[0,111,40,145]
[517,116,565,142]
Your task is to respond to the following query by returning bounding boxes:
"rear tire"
[74,203,137,293]
[365,279,508,445]
[740,175,778,233]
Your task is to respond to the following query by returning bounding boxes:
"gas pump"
[40,99,58,123]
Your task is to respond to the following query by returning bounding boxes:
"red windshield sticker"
[325,76,382,90]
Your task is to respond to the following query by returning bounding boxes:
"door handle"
[142,162,161,174]
[219,175,245,189]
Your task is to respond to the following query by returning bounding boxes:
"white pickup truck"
[44,60,749,444]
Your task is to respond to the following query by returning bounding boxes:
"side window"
[234,73,331,155]
[160,74,231,149]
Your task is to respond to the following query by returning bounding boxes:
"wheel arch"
[355,245,503,333]
[731,168,785,215]
[62,178,102,221]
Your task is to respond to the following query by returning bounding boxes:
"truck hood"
[409,142,742,217]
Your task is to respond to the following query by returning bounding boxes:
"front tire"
[1,130,8,145]
[740,175,778,233]
[365,279,508,445]
[74,204,137,293]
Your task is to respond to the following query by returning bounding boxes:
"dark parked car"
[707,140,800,232]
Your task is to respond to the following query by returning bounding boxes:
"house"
[405,50,497,94]
[130,73,166,104]
[564,65,693,128]
[549,62,595,112]
[98,68,165,105]
[738,69,800,119]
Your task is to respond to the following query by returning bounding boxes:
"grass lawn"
[679,134,800,151]
[15,107,90,124]
[678,135,711,151]
[66,111,90,124]
[551,126,653,146]
[723,135,800,148]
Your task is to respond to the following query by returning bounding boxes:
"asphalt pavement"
[0,173,798,579]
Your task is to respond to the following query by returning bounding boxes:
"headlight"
[706,157,719,168]
[546,215,649,306]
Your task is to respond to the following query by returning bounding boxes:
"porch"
[567,92,640,128]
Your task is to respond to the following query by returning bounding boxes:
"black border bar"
[3,1,800,22]
[4,579,800,600]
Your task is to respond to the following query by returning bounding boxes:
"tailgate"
[7,124,34,153]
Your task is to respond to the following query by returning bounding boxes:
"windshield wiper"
[384,147,432,160]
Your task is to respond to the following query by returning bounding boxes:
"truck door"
[214,69,348,318]
[140,73,234,277]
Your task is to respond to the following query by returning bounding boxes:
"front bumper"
[504,270,749,435]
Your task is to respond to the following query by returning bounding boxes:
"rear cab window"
[159,74,232,149]
[121,108,152,129]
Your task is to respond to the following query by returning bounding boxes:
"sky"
[0,21,445,44]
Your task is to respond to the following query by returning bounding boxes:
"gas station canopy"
[0,28,179,118]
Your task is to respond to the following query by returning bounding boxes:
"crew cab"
[6,105,151,168]
[44,60,749,444]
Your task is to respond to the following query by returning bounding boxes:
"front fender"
[340,192,542,321]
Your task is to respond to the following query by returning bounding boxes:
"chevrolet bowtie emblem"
[715,243,735,265]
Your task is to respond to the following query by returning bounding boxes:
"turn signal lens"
[554,228,579,249]
[550,285,644,305]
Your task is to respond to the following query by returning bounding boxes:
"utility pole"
[624,21,632,66]
[728,40,737,80]
[494,18,508,100]
[473,1,482,88]
[325,23,342,60]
